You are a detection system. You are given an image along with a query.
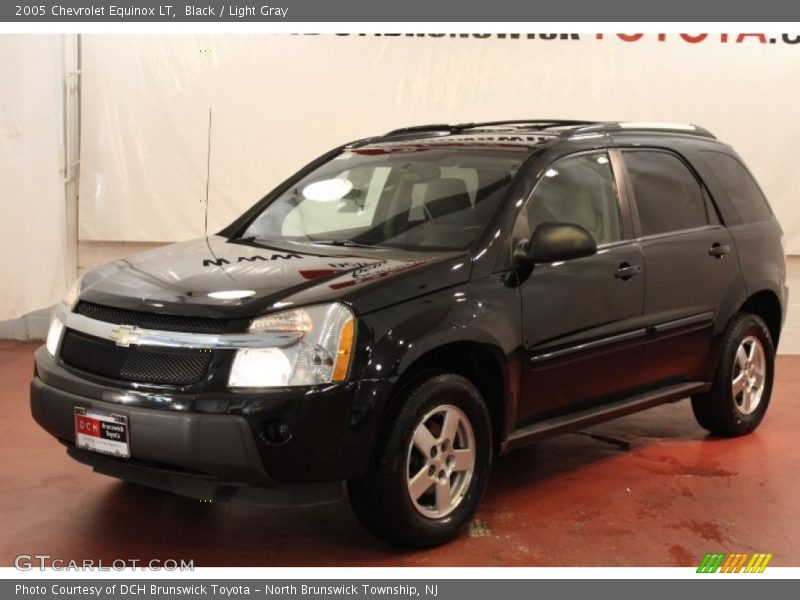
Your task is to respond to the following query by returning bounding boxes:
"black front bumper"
[31,348,394,504]
[62,444,342,507]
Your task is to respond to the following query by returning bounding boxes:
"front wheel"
[348,373,492,548]
[691,312,775,436]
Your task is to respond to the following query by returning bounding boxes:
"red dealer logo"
[76,416,101,437]
[328,34,800,45]
[596,33,800,45]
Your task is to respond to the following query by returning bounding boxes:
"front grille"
[60,329,213,386]
[74,301,233,334]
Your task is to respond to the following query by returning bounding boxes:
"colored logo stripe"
[720,554,736,572]
[733,554,750,573]
[745,553,773,573]
[697,553,726,573]
[697,553,772,573]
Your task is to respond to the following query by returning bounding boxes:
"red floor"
[2,340,798,567]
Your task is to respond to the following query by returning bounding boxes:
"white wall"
[0,35,71,321]
[780,257,800,354]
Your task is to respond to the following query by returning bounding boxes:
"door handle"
[709,242,731,258]
[615,263,641,280]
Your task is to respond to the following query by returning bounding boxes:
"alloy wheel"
[406,404,476,518]
[732,335,767,415]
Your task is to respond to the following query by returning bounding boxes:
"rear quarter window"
[701,151,773,223]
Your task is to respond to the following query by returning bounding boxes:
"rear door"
[516,150,647,423]
[620,149,743,385]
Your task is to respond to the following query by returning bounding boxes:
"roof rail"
[383,124,459,137]
[346,125,456,148]
[366,120,716,146]
[383,120,600,138]
[456,119,602,131]
[573,121,716,139]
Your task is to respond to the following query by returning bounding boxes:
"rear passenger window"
[624,151,708,236]
[701,151,772,223]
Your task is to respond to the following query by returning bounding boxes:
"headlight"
[46,277,81,356]
[228,303,355,388]
[45,316,64,357]
[62,277,82,310]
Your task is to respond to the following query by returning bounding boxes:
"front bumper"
[63,445,341,507]
[31,348,394,502]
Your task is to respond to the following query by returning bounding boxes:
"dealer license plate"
[74,407,130,458]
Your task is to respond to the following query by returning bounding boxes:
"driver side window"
[526,152,622,245]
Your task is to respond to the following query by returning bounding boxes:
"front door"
[516,150,646,424]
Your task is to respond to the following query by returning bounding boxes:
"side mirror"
[515,222,597,266]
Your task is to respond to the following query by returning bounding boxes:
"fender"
[356,274,523,442]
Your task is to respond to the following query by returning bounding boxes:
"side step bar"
[503,381,708,452]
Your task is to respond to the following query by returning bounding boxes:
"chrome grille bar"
[55,303,301,350]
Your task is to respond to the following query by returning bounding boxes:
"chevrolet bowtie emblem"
[109,325,141,348]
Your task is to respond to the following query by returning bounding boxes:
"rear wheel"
[691,313,774,436]
[348,373,492,548]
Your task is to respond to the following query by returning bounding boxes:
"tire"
[348,372,492,548]
[691,312,774,436]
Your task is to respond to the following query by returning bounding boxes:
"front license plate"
[74,407,130,458]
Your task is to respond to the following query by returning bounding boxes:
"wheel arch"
[740,289,783,348]
[387,340,516,455]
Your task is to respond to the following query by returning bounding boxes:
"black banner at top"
[3,0,800,22]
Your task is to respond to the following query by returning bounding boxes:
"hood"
[78,236,471,319]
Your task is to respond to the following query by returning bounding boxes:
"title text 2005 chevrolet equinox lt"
[32,120,787,547]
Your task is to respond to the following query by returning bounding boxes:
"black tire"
[691,312,774,436]
[348,372,492,548]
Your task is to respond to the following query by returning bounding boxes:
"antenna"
[203,107,212,236]
[200,106,234,279]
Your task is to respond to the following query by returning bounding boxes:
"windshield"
[240,148,525,250]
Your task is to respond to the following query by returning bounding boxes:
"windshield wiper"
[233,236,297,251]
[303,239,383,249]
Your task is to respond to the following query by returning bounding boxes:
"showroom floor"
[2,340,798,567]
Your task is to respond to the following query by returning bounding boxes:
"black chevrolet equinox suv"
[32,120,787,547]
